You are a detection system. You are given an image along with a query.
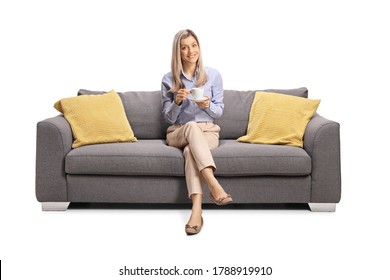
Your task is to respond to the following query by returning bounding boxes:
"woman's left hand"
[196,96,210,109]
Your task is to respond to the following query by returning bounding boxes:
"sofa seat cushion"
[212,140,311,176]
[65,140,184,176]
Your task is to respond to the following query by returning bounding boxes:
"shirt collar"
[181,67,199,82]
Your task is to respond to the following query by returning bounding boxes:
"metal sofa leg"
[309,203,336,212]
[41,202,70,211]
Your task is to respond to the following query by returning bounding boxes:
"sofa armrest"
[303,114,341,203]
[36,115,73,202]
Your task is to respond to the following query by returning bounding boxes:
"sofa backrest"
[78,87,308,140]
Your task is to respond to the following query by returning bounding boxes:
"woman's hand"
[175,89,190,105]
[196,96,210,109]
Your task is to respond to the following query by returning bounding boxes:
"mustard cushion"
[54,90,137,148]
[237,91,320,147]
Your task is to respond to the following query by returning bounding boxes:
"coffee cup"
[191,88,204,100]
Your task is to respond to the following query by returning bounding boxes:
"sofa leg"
[309,203,336,212]
[41,202,70,211]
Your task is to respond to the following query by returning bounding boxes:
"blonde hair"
[169,29,208,93]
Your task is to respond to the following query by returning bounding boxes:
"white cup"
[191,88,204,99]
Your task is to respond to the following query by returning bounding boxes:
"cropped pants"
[166,121,220,198]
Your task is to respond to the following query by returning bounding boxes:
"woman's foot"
[185,215,203,235]
[185,194,203,235]
[210,192,233,205]
[201,167,233,205]
[185,210,203,235]
[209,183,232,205]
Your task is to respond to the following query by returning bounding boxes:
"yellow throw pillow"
[54,90,137,148]
[237,91,320,147]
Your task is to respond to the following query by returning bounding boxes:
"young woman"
[161,29,233,235]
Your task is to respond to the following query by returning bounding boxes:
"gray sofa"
[35,87,341,212]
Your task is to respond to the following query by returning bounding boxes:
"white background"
[1,0,389,279]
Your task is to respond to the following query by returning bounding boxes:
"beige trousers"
[166,121,220,198]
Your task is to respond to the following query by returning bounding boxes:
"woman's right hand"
[175,89,190,105]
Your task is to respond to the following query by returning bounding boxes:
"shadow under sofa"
[35,87,341,212]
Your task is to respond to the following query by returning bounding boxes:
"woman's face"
[180,35,199,66]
